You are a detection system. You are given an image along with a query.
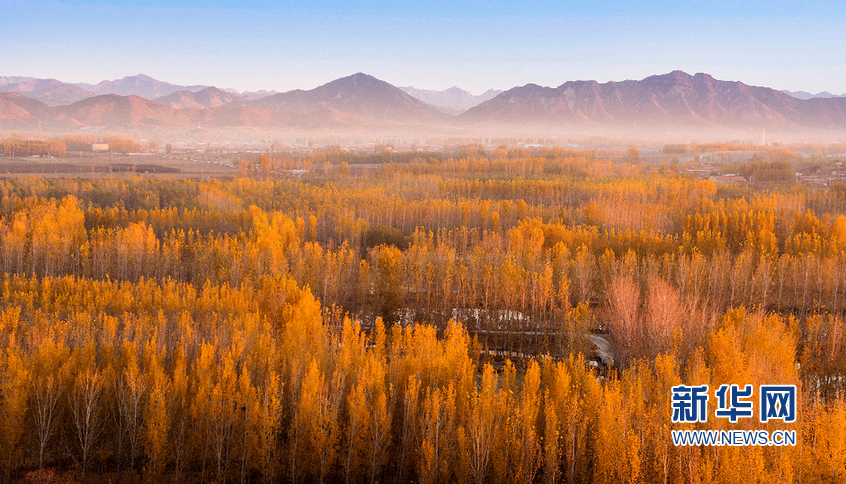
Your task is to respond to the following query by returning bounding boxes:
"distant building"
[797,172,846,186]
[709,175,747,184]
[799,175,829,186]
[92,143,109,152]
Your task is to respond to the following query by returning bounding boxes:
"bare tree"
[31,377,62,470]
[603,273,641,367]
[71,370,104,482]
[113,370,147,476]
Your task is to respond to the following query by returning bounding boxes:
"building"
[709,175,747,184]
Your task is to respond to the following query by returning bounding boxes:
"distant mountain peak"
[399,85,503,113]
[244,73,451,125]
[328,72,391,88]
[0,78,95,106]
[781,89,846,100]
[86,75,210,99]
[641,70,695,89]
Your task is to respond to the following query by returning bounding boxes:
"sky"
[3,0,845,95]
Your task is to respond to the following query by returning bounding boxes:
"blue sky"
[3,0,845,95]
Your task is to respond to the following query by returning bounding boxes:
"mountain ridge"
[242,73,451,126]
[77,74,209,99]
[154,87,244,110]
[3,71,846,136]
[459,70,846,131]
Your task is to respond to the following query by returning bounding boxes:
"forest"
[1,146,846,483]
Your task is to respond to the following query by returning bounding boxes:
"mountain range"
[75,74,208,99]
[0,79,96,106]
[460,71,846,132]
[2,71,846,136]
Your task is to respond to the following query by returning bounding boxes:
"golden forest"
[0,146,844,483]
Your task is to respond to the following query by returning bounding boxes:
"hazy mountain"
[154,87,244,110]
[460,71,846,131]
[0,75,387,131]
[6,71,846,135]
[79,74,209,99]
[53,94,195,128]
[246,73,452,125]
[1,72,401,130]
[0,76,37,86]
[197,105,285,128]
[781,90,846,100]
[0,93,52,130]
[0,79,95,106]
[293,107,372,129]
[196,105,371,130]
[399,86,502,114]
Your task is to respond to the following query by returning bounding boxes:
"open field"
[0,152,240,179]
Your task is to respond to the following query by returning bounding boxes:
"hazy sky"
[3,0,845,95]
